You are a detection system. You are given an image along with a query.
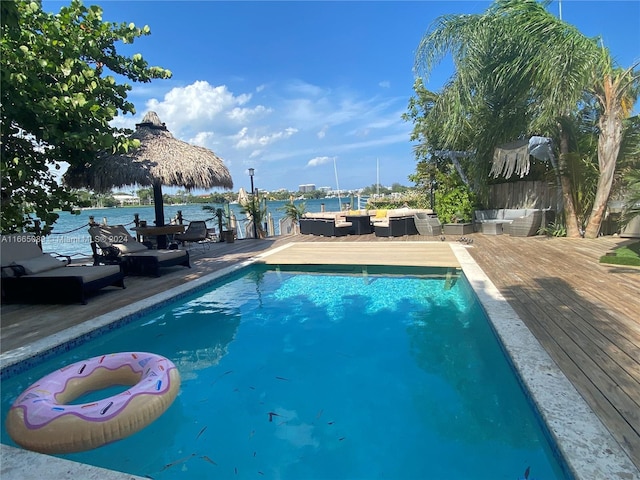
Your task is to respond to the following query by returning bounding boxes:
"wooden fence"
[488,181,562,210]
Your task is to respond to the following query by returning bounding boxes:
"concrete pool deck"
[1,236,639,479]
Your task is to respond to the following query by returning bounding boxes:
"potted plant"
[240,196,267,238]
[280,200,306,234]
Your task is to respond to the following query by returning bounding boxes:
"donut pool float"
[5,352,180,454]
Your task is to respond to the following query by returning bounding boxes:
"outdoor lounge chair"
[89,225,190,277]
[413,212,442,236]
[175,220,210,250]
[1,233,125,304]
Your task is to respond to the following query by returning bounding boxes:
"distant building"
[112,193,140,206]
[298,184,316,193]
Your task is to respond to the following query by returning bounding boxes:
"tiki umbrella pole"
[152,180,168,248]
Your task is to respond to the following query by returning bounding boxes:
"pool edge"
[450,243,639,480]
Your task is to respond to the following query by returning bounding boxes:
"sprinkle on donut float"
[5,352,180,454]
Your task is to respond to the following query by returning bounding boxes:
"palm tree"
[239,196,267,238]
[413,0,638,238]
[584,58,640,237]
[280,200,307,234]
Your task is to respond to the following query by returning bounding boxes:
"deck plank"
[1,232,639,470]
[465,235,640,470]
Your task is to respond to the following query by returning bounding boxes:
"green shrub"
[538,221,567,237]
[435,187,475,223]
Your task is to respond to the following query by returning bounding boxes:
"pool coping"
[1,243,638,479]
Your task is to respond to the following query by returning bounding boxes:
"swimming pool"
[1,263,571,479]
[2,242,635,479]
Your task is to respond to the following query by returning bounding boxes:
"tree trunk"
[558,127,582,238]
[584,106,623,238]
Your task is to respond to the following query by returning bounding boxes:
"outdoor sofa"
[1,233,125,304]
[89,225,190,277]
[372,208,431,237]
[299,208,434,238]
[474,208,551,236]
[374,215,419,237]
[299,213,351,237]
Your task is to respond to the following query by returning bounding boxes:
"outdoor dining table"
[345,214,373,235]
[132,225,185,249]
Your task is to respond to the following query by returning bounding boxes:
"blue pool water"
[1,265,570,479]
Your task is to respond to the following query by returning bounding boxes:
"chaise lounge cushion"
[114,242,149,254]
[20,264,122,282]
[12,254,68,275]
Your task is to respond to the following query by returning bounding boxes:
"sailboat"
[231,187,249,205]
[333,158,342,210]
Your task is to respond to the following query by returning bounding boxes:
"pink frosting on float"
[10,352,177,429]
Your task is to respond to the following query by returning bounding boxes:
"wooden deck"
[1,232,639,470]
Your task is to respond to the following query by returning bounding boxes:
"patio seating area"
[300,208,435,238]
[0,233,125,305]
[89,225,191,277]
[474,208,553,236]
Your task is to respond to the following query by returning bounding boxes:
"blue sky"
[45,1,640,193]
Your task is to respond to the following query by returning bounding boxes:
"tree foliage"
[1,0,171,234]
[409,0,639,237]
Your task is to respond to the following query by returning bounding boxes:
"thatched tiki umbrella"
[65,111,233,247]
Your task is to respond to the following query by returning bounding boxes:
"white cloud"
[307,156,335,167]
[286,79,327,97]
[317,125,329,139]
[379,80,391,88]
[233,126,298,149]
[122,77,413,191]
[145,80,252,132]
[189,131,215,147]
[227,105,271,123]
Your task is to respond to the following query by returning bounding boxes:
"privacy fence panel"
[488,181,561,210]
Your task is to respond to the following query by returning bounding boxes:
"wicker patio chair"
[503,210,543,237]
[413,212,443,236]
[175,221,210,250]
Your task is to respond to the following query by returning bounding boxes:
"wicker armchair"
[413,213,442,236]
[504,210,543,237]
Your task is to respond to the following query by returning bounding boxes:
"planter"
[223,230,235,243]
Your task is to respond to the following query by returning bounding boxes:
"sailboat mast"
[334,157,342,209]
[376,158,379,196]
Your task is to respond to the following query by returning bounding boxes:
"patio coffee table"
[345,215,373,235]
[443,223,474,235]
[481,222,504,235]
